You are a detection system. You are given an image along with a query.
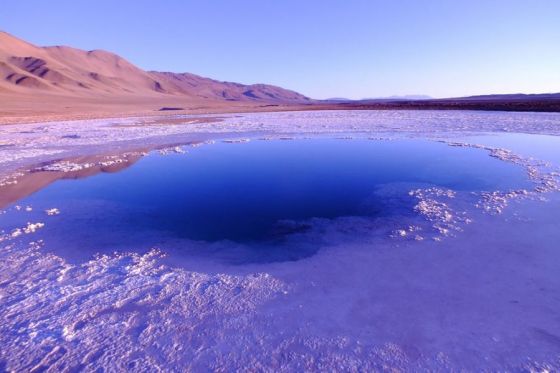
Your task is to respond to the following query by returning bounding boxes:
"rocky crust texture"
[1,110,560,371]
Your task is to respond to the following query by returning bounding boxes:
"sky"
[1,0,559,99]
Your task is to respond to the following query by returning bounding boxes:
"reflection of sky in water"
[457,133,560,166]
[1,139,531,263]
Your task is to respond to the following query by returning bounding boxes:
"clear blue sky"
[2,0,559,99]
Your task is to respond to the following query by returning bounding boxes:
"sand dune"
[0,31,311,120]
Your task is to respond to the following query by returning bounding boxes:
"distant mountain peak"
[362,95,432,101]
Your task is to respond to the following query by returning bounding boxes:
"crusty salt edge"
[397,140,560,241]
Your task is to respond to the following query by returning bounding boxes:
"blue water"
[459,133,560,166]
[1,139,531,262]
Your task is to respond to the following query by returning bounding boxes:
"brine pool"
[1,138,532,264]
[3,111,560,371]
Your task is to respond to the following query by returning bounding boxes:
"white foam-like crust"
[158,146,186,155]
[442,141,560,214]
[31,151,148,174]
[0,236,289,371]
[45,208,60,216]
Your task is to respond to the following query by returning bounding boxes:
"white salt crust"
[2,110,560,371]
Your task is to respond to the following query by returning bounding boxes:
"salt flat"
[1,110,560,371]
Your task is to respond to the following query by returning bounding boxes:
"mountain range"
[1,30,559,122]
[0,31,311,120]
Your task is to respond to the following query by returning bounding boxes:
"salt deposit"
[158,146,186,155]
[45,208,60,216]
[23,222,45,234]
[222,138,251,143]
[1,110,560,371]
[439,140,560,216]
[37,160,95,172]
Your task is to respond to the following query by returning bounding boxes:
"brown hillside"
[0,30,312,121]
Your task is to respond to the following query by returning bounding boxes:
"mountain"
[361,95,432,101]
[1,31,559,121]
[150,71,310,102]
[0,31,311,116]
[450,93,560,101]
[323,97,353,102]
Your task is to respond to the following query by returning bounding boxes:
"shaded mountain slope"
[0,31,311,104]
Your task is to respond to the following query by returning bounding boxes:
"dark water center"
[2,139,531,262]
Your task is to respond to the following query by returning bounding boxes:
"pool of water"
[1,139,531,263]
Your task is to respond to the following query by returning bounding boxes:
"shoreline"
[3,109,560,178]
